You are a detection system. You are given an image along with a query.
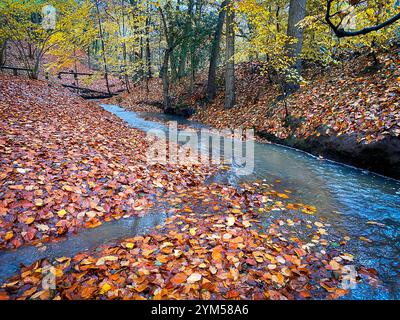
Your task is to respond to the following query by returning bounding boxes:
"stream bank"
[0,103,398,300]
[256,130,400,180]
[101,105,400,300]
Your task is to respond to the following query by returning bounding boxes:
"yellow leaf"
[125,243,134,249]
[252,251,264,263]
[359,236,372,243]
[96,255,118,266]
[57,209,67,218]
[5,231,13,241]
[62,185,73,192]
[25,217,35,225]
[341,253,354,262]
[243,220,252,228]
[35,199,44,207]
[99,283,111,295]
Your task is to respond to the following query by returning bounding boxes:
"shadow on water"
[101,104,400,300]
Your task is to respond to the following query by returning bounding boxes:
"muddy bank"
[257,129,400,180]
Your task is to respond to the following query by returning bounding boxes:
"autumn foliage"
[0,75,214,250]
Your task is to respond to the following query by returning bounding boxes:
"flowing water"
[0,210,166,284]
[101,104,400,300]
[0,103,399,300]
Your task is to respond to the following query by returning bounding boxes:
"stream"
[101,104,400,300]
[0,103,399,300]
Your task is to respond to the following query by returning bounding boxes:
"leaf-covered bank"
[0,75,214,250]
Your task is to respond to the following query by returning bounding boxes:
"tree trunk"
[285,0,307,93]
[87,46,91,69]
[224,0,235,109]
[178,0,195,79]
[95,0,111,95]
[161,48,172,111]
[145,15,152,79]
[170,50,178,82]
[0,40,7,66]
[190,46,195,93]
[74,46,79,86]
[206,0,226,101]
[31,55,41,80]
[178,43,188,78]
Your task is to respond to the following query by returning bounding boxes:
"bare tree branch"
[326,0,400,38]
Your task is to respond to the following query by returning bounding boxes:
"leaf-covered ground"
[0,75,214,250]
[191,50,400,144]
[0,182,378,300]
[114,49,399,145]
[0,74,379,300]
[108,78,164,113]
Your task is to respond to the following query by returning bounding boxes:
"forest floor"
[0,73,378,300]
[111,48,400,179]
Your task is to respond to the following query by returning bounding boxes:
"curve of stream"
[101,104,400,300]
[0,103,398,300]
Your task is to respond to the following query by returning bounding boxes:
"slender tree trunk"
[122,42,130,92]
[145,15,152,79]
[28,43,34,60]
[145,20,151,93]
[285,0,307,93]
[190,46,195,93]
[95,0,111,95]
[87,46,91,69]
[206,0,226,101]
[31,54,41,80]
[162,48,171,111]
[224,0,235,109]
[158,6,172,111]
[178,43,188,78]
[73,46,79,86]
[121,5,130,93]
[170,50,178,82]
[0,40,7,66]
[178,0,194,79]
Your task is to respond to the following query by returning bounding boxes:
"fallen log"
[61,84,118,99]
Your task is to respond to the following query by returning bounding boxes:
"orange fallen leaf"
[170,273,187,286]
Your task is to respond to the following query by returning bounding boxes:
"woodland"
[0,0,399,301]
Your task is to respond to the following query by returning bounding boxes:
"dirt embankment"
[258,130,400,179]
[189,51,400,180]
[103,50,400,179]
